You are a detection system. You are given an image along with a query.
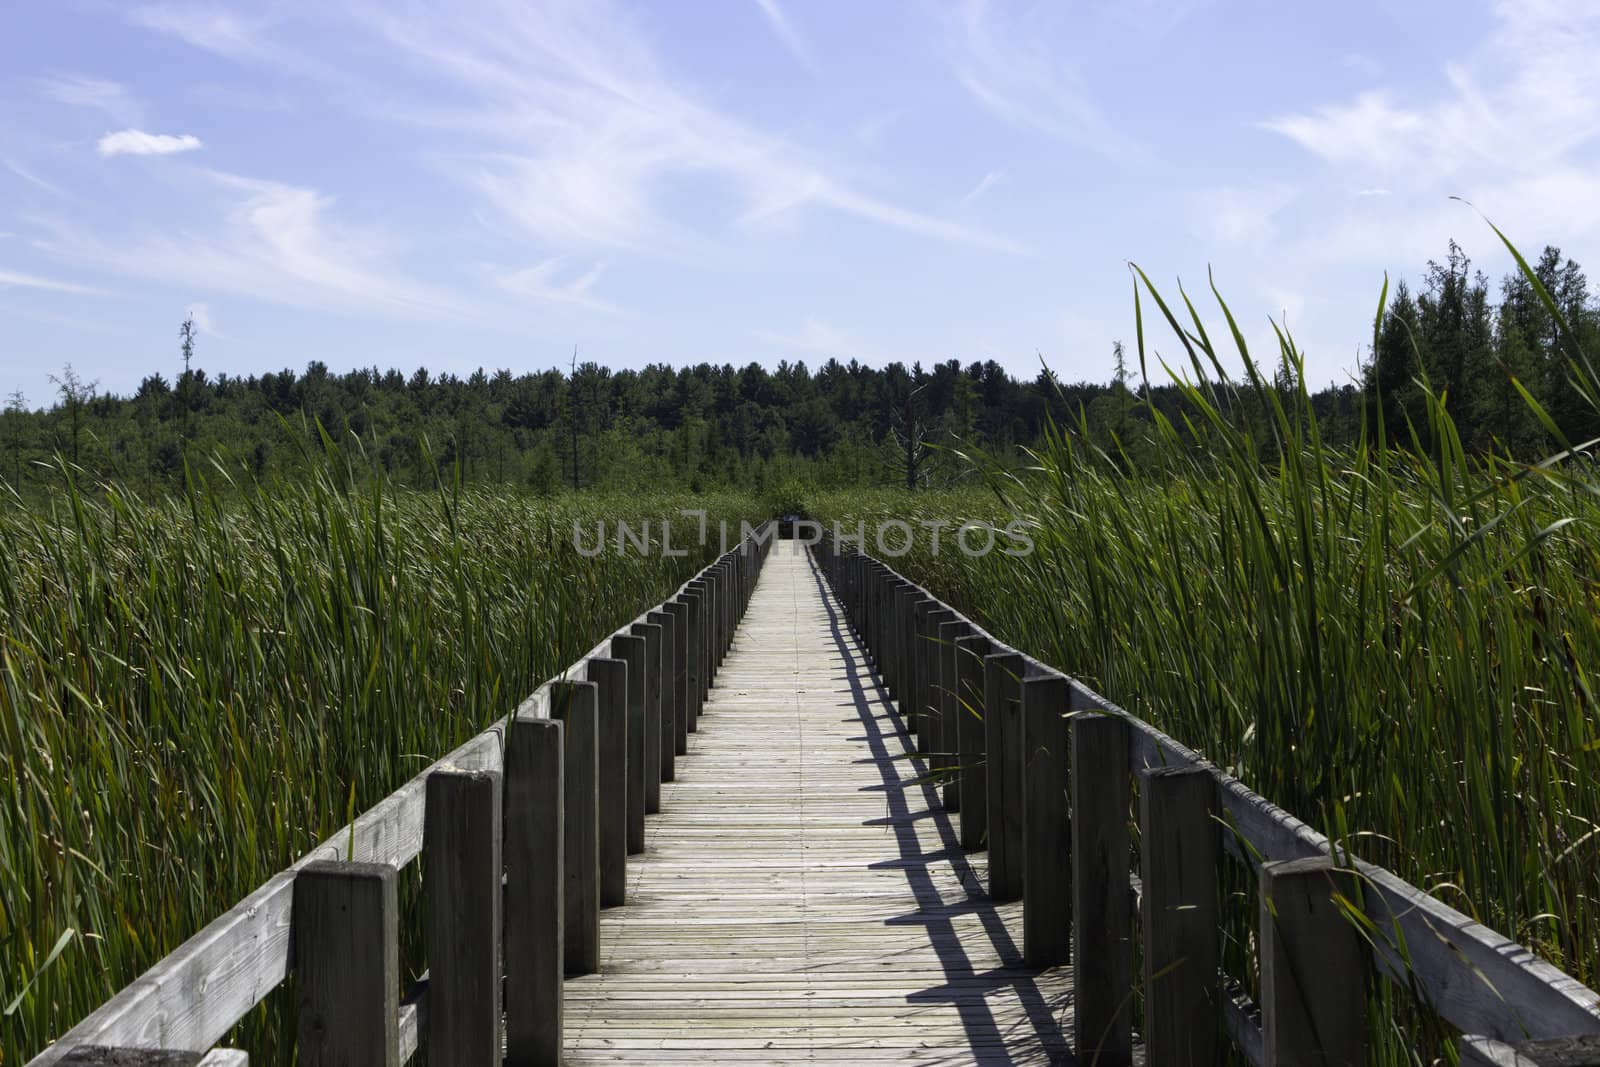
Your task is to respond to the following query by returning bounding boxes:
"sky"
[3,0,1600,406]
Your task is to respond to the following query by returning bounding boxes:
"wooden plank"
[585,658,630,908]
[1021,675,1071,968]
[504,717,563,1067]
[662,601,690,761]
[564,542,1070,1063]
[1259,857,1367,1066]
[424,768,503,1066]
[954,634,990,852]
[1072,712,1132,1065]
[1140,766,1221,1067]
[612,634,649,854]
[937,619,970,810]
[551,680,601,976]
[292,861,399,1067]
[985,652,1025,901]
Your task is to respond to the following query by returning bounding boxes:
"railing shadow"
[802,549,1073,1066]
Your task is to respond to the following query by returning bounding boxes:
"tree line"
[3,240,1596,495]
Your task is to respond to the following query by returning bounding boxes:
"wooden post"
[1072,713,1132,1065]
[682,589,704,730]
[584,658,629,908]
[550,680,600,976]
[985,652,1025,900]
[938,620,970,811]
[663,601,690,760]
[955,635,990,851]
[1022,675,1071,967]
[293,861,399,1067]
[634,619,666,811]
[1260,857,1368,1066]
[503,717,563,1066]
[424,768,503,1065]
[922,607,956,766]
[911,600,934,750]
[611,634,648,854]
[896,587,920,724]
[1140,765,1221,1067]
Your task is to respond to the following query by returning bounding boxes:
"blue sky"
[2,0,1597,405]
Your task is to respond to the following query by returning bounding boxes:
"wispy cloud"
[129,5,274,63]
[36,170,461,319]
[33,75,143,125]
[959,169,1006,206]
[342,3,1017,257]
[97,130,204,157]
[495,258,619,313]
[0,267,107,296]
[4,159,68,196]
[946,0,1146,162]
[1186,183,1298,246]
[755,317,874,363]
[185,301,222,337]
[753,0,817,74]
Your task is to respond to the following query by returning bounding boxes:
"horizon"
[4,1,1600,406]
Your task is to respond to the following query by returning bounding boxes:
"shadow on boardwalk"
[804,550,1075,1066]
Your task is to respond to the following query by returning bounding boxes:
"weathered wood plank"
[292,861,398,1067]
[424,768,502,1066]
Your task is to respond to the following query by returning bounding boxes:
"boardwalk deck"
[564,541,1073,1064]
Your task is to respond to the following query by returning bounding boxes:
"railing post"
[911,600,935,751]
[584,658,629,908]
[504,716,563,1066]
[1022,675,1071,967]
[1072,713,1132,1065]
[634,619,667,809]
[663,599,690,756]
[424,767,503,1065]
[955,634,991,851]
[895,587,919,726]
[1140,765,1221,1067]
[293,860,399,1067]
[612,634,649,855]
[1260,857,1368,1066]
[551,680,600,976]
[921,607,956,767]
[985,651,1025,900]
[682,589,704,730]
[938,620,971,811]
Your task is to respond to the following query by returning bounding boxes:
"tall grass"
[811,270,1600,1060]
[0,450,756,1062]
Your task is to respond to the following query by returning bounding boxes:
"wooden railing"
[30,521,777,1067]
[812,533,1600,1067]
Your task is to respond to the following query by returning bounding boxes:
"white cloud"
[754,317,874,363]
[129,5,273,63]
[0,268,106,296]
[185,302,222,337]
[349,2,1019,257]
[946,0,1146,162]
[4,159,68,196]
[97,130,204,158]
[36,171,462,319]
[753,0,817,74]
[495,258,619,313]
[959,169,1006,206]
[33,75,143,124]
[1186,183,1298,246]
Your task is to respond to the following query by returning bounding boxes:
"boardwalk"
[565,541,1072,1064]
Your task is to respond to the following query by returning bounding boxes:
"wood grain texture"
[423,768,503,1066]
[563,542,1075,1064]
[292,861,398,1067]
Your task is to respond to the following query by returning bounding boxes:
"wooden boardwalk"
[565,541,1072,1064]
